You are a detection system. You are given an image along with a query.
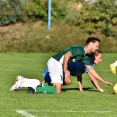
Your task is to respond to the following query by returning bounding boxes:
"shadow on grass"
[62,87,98,92]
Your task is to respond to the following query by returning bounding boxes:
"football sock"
[113,60,117,67]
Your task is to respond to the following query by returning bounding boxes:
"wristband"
[100,89,104,92]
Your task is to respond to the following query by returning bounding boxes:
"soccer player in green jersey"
[47,37,113,93]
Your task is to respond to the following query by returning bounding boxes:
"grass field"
[0,53,117,117]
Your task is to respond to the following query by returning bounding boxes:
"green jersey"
[52,45,91,65]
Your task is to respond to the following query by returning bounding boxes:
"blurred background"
[0,0,117,53]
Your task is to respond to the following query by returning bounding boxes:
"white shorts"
[47,57,63,84]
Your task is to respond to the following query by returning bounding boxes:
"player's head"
[85,37,100,53]
[93,49,102,65]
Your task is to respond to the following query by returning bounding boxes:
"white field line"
[30,110,113,113]
[16,110,35,117]
[16,110,114,114]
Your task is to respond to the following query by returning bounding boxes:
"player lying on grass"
[10,76,41,92]
[10,49,112,93]
[10,75,56,94]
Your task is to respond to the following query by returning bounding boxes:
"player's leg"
[47,58,63,94]
[20,79,40,89]
[110,60,117,74]
[53,83,62,93]
[10,76,40,91]
[44,71,51,85]
[77,75,83,91]
[50,73,63,94]
[65,62,84,85]
[10,76,23,91]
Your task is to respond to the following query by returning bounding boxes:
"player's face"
[90,41,100,53]
[94,53,102,64]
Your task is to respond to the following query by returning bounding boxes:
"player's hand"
[64,69,70,77]
[104,81,113,86]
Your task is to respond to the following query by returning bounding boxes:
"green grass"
[0,53,117,117]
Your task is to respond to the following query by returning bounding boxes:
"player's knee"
[53,83,62,94]
[56,89,61,94]
[64,78,72,85]
[69,80,72,84]
[65,80,72,85]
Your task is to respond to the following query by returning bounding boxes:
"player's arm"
[85,65,113,86]
[63,52,72,77]
[77,75,83,91]
[88,72,103,92]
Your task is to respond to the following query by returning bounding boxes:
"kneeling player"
[43,49,112,92]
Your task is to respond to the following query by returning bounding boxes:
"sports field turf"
[0,53,117,117]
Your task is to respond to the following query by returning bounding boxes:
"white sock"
[20,78,40,89]
[113,60,117,67]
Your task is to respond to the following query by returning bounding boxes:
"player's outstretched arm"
[85,65,113,86]
[88,72,103,92]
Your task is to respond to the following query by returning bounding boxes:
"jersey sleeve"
[66,45,86,63]
[85,57,94,73]
[85,65,94,73]
[67,46,84,57]
[80,55,92,65]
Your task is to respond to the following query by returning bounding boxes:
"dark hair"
[85,37,100,45]
[93,49,102,56]
[87,49,102,62]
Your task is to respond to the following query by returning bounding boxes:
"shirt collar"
[84,47,86,55]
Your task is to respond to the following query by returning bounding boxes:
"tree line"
[0,0,117,37]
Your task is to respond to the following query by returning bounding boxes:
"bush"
[0,0,26,26]
[65,0,117,37]
[1,0,117,37]
[25,0,67,22]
